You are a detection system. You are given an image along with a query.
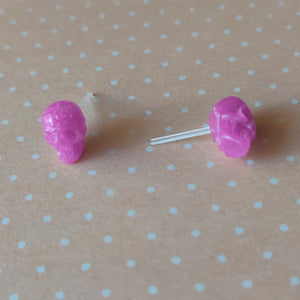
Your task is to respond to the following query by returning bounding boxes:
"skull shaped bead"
[208,96,256,157]
[41,100,87,164]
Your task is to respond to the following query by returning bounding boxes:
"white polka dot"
[206,161,214,168]
[65,192,74,199]
[36,265,45,273]
[88,170,96,176]
[18,241,26,248]
[187,184,196,191]
[254,102,261,108]
[25,194,32,201]
[176,46,183,51]
[182,107,188,113]
[43,215,52,223]
[167,164,175,171]
[209,44,215,49]
[101,289,111,298]
[106,189,114,196]
[104,235,113,243]
[144,78,152,83]
[49,172,57,179]
[247,159,254,165]
[147,186,155,193]
[263,251,272,259]
[235,227,244,235]
[147,233,156,240]
[2,217,10,225]
[286,156,295,162]
[191,230,200,237]
[81,262,91,271]
[274,39,281,44]
[291,99,298,104]
[290,276,299,286]
[17,136,24,142]
[224,29,230,34]
[262,54,269,59]
[195,283,205,292]
[228,56,235,62]
[61,238,69,246]
[128,167,136,174]
[179,75,186,80]
[234,87,241,93]
[217,254,226,263]
[279,224,288,232]
[148,286,158,295]
[269,178,278,185]
[184,143,192,149]
[243,280,252,288]
[241,41,248,47]
[169,207,178,215]
[43,84,49,90]
[127,210,136,217]
[55,291,64,299]
[228,181,236,188]
[171,256,181,265]
[198,90,206,95]
[195,59,202,64]
[110,80,118,86]
[211,204,219,212]
[48,55,54,60]
[282,67,289,73]
[9,86,16,93]
[9,294,19,300]
[126,260,135,268]
[254,201,263,209]
[213,72,220,78]
[85,212,94,220]
[10,175,18,181]
[165,126,172,132]
[32,153,39,160]
[76,82,84,88]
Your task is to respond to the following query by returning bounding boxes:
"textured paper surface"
[1,0,300,299]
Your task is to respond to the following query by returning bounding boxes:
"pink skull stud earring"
[149,96,256,158]
[41,93,94,164]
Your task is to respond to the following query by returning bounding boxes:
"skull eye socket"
[62,129,79,142]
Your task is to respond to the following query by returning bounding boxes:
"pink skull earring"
[149,96,256,158]
[41,93,94,164]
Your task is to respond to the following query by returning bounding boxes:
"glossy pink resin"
[208,96,256,157]
[41,100,87,164]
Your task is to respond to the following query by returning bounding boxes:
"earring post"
[149,127,211,146]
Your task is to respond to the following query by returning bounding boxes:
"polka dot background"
[0,0,300,299]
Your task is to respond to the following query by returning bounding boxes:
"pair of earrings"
[41,93,256,164]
